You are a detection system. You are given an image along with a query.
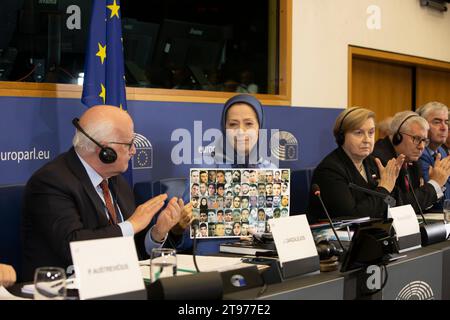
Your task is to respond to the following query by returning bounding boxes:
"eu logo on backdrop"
[132,133,153,169]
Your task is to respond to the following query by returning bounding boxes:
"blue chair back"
[133,178,188,207]
[153,178,189,201]
[133,181,153,206]
[290,168,315,215]
[0,184,25,277]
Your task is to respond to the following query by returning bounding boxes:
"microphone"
[311,184,345,253]
[315,235,344,260]
[403,172,427,225]
[348,183,396,207]
[404,172,447,245]
[191,218,201,272]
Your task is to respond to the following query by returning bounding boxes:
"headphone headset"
[315,239,344,260]
[392,114,419,146]
[72,118,117,164]
[336,107,362,146]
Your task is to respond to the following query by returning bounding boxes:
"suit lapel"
[110,176,134,220]
[65,148,110,226]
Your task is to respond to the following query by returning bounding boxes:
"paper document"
[420,213,444,221]
[319,229,353,241]
[21,278,77,295]
[140,254,244,279]
[0,286,31,300]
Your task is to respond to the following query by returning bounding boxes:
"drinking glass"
[33,267,67,300]
[443,199,450,224]
[150,248,177,283]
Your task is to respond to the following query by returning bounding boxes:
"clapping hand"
[375,154,405,192]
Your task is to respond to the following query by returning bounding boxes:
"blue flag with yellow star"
[82,0,133,185]
[81,0,127,110]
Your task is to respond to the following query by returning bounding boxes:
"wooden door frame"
[348,46,450,107]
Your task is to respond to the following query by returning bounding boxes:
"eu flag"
[82,0,132,184]
[81,0,127,110]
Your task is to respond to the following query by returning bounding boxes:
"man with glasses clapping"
[373,110,450,214]
[417,102,450,211]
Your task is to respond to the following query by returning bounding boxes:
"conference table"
[223,240,450,300]
[7,239,450,300]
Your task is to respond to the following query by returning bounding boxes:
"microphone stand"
[348,183,397,208]
[191,220,201,272]
[404,173,447,246]
[312,185,345,253]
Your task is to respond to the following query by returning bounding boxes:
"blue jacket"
[419,146,450,211]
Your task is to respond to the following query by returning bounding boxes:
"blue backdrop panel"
[0,96,342,185]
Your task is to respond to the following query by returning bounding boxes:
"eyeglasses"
[400,132,430,146]
[108,136,135,150]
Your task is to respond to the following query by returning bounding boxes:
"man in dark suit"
[22,105,191,281]
[372,111,450,214]
[417,102,450,211]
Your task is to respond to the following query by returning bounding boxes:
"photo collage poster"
[189,169,290,238]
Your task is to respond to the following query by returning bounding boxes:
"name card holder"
[70,237,147,300]
[388,205,421,253]
[269,215,320,279]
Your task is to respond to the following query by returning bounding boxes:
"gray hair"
[73,119,118,153]
[390,111,429,135]
[416,101,448,120]
[377,117,393,136]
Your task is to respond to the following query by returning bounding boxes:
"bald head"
[80,105,131,126]
[74,105,133,153]
[73,105,136,178]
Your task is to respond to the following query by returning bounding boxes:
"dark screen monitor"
[0,0,23,80]
[17,0,91,60]
[152,19,229,73]
[59,0,92,54]
[122,18,159,69]
[340,219,396,272]
[19,0,91,53]
[0,0,24,51]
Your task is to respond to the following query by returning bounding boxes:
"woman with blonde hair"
[307,107,404,222]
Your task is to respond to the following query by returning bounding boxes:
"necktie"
[432,152,438,162]
[99,180,118,225]
[403,163,410,193]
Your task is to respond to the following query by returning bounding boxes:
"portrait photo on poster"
[189,168,290,238]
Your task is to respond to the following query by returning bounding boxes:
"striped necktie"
[99,180,118,225]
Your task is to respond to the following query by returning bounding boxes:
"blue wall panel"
[0,96,342,185]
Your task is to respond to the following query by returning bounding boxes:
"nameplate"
[269,215,319,277]
[388,205,421,252]
[70,237,145,300]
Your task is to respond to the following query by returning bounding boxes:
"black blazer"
[21,147,147,281]
[372,137,437,213]
[307,147,390,223]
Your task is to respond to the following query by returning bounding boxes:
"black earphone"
[336,107,362,146]
[316,239,344,260]
[392,114,419,146]
[72,118,117,164]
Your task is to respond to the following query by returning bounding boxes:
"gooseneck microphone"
[191,218,201,272]
[404,173,447,245]
[348,183,397,207]
[311,184,345,253]
[404,172,427,225]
